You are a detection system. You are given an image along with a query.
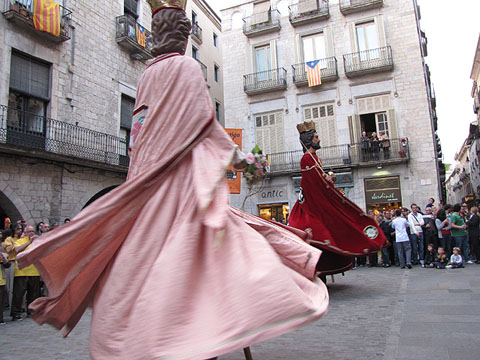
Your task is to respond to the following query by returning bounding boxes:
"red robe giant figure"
[289,121,387,275]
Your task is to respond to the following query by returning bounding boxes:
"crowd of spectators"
[0,218,70,324]
[355,198,480,270]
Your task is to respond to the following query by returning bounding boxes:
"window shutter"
[10,53,50,101]
[375,15,387,48]
[348,22,358,53]
[270,40,278,70]
[274,111,285,152]
[324,27,335,58]
[353,114,361,143]
[124,0,138,17]
[387,109,398,140]
[247,45,254,74]
[121,95,135,129]
[295,34,302,63]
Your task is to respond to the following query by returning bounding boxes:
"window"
[214,65,220,83]
[213,32,218,47]
[356,21,379,60]
[120,94,135,154]
[192,10,198,26]
[215,101,221,122]
[254,111,285,154]
[124,0,138,19]
[192,46,199,60]
[302,33,326,64]
[8,52,51,135]
[303,103,337,147]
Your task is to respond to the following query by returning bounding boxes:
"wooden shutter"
[387,109,398,140]
[324,27,335,58]
[273,111,285,153]
[304,104,337,147]
[270,40,278,70]
[121,95,135,129]
[348,114,362,144]
[375,15,387,48]
[348,22,358,53]
[295,34,302,64]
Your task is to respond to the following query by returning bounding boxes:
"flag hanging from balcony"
[33,0,61,37]
[306,60,322,87]
[136,23,146,48]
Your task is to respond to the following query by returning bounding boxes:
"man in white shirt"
[391,209,412,269]
[408,203,425,265]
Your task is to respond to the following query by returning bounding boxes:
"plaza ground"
[2,265,480,360]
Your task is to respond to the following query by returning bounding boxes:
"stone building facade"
[0,0,223,225]
[221,0,442,219]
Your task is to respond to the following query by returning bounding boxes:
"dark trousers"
[12,276,41,316]
[0,285,5,322]
[470,235,480,261]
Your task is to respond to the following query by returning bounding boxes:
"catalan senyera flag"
[33,0,61,37]
[136,23,146,48]
[306,60,322,87]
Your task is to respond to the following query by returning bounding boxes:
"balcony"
[196,59,207,81]
[339,0,383,15]
[343,46,393,77]
[289,0,329,27]
[0,105,129,168]
[292,57,338,87]
[191,22,202,44]
[243,9,281,38]
[267,138,409,175]
[2,0,72,42]
[116,15,153,61]
[244,68,287,95]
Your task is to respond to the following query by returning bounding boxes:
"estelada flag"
[33,0,61,37]
[306,60,322,87]
[136,23,146,48]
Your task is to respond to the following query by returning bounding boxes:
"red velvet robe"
[289,152,387,275]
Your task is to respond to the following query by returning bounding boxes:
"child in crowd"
[424,243,436,268]
[434,247,448,269]
[447,247,464,269]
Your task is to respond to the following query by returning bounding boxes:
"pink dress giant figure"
[18,6,328,359]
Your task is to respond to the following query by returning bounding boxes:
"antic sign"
[258,186,287,202]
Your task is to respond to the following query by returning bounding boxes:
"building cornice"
[192,0,222,30]
[470,35,480,81]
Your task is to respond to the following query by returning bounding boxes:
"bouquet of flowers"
[241,145,268,187]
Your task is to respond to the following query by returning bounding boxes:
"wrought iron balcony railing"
[191,22,202,44]
[289,0,329,26]
[196,59,207,81]
[244,68,287,95]
[267,138,409,175]
[243,9,281,37]
[116,15,153,61]
[0,105,129,167]
[343,46,393,77]
[2,0,72,42]
[339,0,383,15]
[292,57,338,86]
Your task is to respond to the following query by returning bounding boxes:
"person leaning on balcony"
[361,131,370,161]
[370,132,380,160]
[379,131,390,159]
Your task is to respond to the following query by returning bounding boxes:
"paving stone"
[1,265,480,359]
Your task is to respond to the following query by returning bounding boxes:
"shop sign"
[258,186,287,202]
[365,189,401,205]
[225,128,242,194]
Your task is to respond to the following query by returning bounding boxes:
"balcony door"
[356,21,379,61]
[302,32,327,69]
[255,44,272,81]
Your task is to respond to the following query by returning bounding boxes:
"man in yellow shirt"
[3,223,23,311]
[12,226,41,321]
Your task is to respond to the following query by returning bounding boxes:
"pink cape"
[18,54,328,360]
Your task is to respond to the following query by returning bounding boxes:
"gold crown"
[296,121,316,134]
[148,0,187,15]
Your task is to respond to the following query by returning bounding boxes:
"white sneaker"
[467,260,474,264]
[446,265,453,269]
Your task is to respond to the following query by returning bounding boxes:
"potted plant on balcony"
[398,138,408,158]
[19,4,27,16]
[10,2,19,12]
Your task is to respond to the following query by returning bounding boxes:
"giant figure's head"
[297,121,320,153]
[149,0,192,56]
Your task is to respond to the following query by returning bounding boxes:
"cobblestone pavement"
[2,265,480,360]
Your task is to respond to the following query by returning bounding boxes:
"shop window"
[258,203,290,222]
